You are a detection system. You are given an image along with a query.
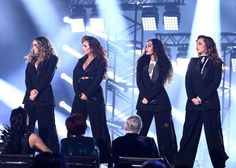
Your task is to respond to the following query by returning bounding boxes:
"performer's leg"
[71,95,87,116]
[203,110,229,168]
[87,100,112,164]
[174,110,203,168]
[24,105,37,132]
[37,105,59,153]
[137,110,154,136]
[155,110,177,164]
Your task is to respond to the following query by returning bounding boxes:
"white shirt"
[148,60,157,79]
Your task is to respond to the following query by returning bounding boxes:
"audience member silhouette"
[0,107,50,154]
[112,114,160,165]
[61,113,99,156]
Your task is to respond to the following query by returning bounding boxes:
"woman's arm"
[34,55,58,93]
[198,61,222,101]
[136,58,147,97]
[73,60,83,96]
[29,133,51,152]
[25,63,33,91]
[185,58,195,100]
[84,61,106,98]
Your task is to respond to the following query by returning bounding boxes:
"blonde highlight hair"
[26,36,56,64]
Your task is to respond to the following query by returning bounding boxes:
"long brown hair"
[81,35,108,69]
[196,35,221,64]
[26,36,56,64]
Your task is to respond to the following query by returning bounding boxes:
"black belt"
[79,76,93,80]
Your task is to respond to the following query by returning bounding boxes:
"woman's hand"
[142,97,148,104]
[192,97,201,105]
[80,93,88,100]
[29,89,38,101]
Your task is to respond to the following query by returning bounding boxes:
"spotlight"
[89,7,105,32]
[163,5,180,30]
[64,7,86,32]
[141,6,158,31]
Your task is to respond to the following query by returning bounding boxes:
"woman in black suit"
[174,35,229,168]
[136,39,177,165]
[23,36,59,153]
[71,35,111,165]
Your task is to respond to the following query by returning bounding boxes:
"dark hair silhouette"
[0,107,29,154]
[65,113,87,137]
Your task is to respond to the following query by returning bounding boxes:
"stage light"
[59,101,72,113]
[163,5,180,30]
[141,6,158,31]
[64,7,86,32]
[60,73,72,85]
[62,44,82,58]
[89,7,105,32]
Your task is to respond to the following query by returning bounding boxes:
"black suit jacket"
[136,55,171,112]
[23,55,58,106]
[112,133,160,164]
[185,57,222,111]
[73,55,105,100]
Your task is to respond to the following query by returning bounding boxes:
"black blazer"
[185,57,222,111]
[136,55,171,112]
[23,55,58,106]
[112,133,160,164]
[73,55,106,100]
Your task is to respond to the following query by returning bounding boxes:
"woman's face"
[32,40,40,55]
[145,41,154,56]
[196,38,207,56]
[82,40,92,55]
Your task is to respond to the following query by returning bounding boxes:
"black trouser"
[175,109,228,168]
[71,96,112,163]
[137,110,177,164]
[24,105,59,153]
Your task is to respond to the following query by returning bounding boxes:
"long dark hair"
[197,35,221,64]
[0,107,28,154]
[138,39,173,84]
[81,35,108,69]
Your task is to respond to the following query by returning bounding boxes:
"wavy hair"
[0,107,28,154]
[81,35,108,69]
[197,35,221,64]
[26,36,56,64]
[139,39,173,84]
